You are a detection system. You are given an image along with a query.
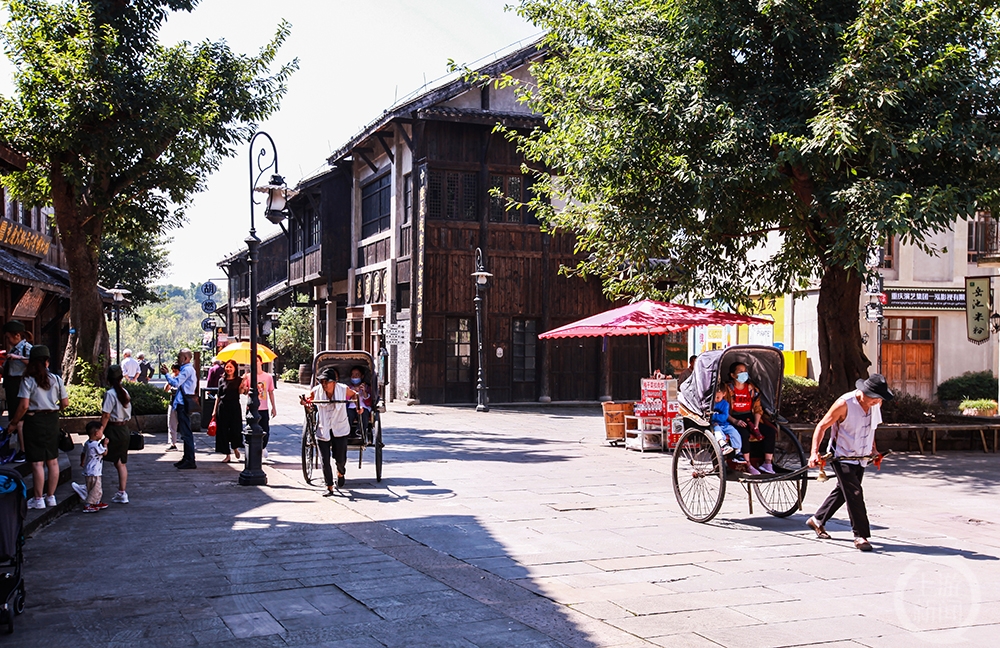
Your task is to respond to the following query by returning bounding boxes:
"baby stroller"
[0,467,26,634]
[0,427,17,465]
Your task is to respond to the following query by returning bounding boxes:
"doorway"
[882,317,935,400]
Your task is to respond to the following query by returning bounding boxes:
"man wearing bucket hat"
[3,320,32,463]
[806,373,894,551]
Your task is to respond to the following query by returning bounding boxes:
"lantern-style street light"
[472,247,493,412]
[107,284,131,366]
[240,132,291,487]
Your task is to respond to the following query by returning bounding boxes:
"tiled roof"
[0,248,70,295]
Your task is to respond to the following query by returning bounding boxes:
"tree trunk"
[51,166,111,384]
[816,265,870,400]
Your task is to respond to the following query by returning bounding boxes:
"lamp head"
[472,270,492,286]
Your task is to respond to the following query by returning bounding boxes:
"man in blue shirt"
[164,349,198,469]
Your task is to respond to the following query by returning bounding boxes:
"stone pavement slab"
[11,383,1000,646]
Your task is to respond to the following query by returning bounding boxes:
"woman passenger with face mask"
[345,366,372,442]
[723,361,777,475]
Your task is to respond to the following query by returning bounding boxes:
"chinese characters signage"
[965,277,991,345]
[0,219,51,257]
[883,289,966,310]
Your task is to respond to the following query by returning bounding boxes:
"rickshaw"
[672,345,809,522]
[301,350,384,484]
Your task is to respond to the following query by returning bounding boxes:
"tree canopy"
[0,0,297,382]
[512,0,1000,395]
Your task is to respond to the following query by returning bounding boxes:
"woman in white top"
[300,366,358,494]
[99,365,133,504]
[7,345,69,510]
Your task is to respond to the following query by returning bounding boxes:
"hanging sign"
[201,300,217,314]
[965,277,991,344]
[199,281,217,297]
[200,317,214,332]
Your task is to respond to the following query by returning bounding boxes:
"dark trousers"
[317,437,348,487]
[255,410,270,448]
[733,412,777,458]
[814,461,870,538]
[176,405,195,465]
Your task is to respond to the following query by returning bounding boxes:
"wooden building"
[267,42,668,404]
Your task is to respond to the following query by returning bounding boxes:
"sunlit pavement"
[14,382,1000,647]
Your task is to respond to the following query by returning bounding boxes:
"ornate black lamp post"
[239,132,290,487]
[472,247,493,412]
[108,284,131,365]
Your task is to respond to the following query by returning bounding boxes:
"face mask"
[736,371,749,384]
[351,377,362,385]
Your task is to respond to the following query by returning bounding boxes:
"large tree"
[0,0,296,382]
[512,0,1000,397]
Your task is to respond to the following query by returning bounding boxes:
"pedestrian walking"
[121,349,140,382]
[212,359,245,463]
[99,365,132,504]
[7,345,69,509]
[71,421,109,513]
[164,363,180,451]
[300,367,359,492]
[165,349,198,469]
[205,359,224,389]
[2,320,32,463]
[807,373,894,551]
[136,353,153,384]
[243,355,276,458]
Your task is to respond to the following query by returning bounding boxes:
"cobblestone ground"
[10,383,1000,647]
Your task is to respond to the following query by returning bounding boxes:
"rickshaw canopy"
[678,345,785,420]
[311,350,380,405]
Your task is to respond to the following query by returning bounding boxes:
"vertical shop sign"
[965,277,991,344]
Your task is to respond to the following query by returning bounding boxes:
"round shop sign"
[201,317,214,332]
[199,281,217,297]
[201,300,217,314]
[495,346,504,359]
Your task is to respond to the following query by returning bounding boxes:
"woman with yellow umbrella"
[216,342,278,457]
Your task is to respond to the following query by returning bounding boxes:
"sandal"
[854,537,873,552]
[234,449,241,460]
[807,516,831,539]
[222,456,231,464]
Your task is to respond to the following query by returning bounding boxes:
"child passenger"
[712,387,760,475]
[72,421,109,512]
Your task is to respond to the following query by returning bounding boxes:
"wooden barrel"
[298,363,313,385]
[602,401,633,442]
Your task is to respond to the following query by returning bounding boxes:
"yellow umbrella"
[215,341,277,365]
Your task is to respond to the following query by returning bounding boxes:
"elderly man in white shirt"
[301,367,359,493]
[121,349,140,381]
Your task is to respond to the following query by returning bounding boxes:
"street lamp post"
[472,248,493,412]
[239,131,290,487]
[108,284,131,365]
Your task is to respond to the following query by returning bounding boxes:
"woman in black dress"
[212,359,246,462]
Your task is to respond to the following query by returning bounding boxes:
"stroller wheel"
[14,585,24,615]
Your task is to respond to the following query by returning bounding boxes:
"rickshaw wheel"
[672,427,726,523]
[301,408,318,485]
[374,415,383,482]
[752,424,808,517]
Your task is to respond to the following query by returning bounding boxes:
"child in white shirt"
[72,421,109,512]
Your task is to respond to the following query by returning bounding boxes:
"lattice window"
[428,170,477,221]
[403,173,411,225]
[361,174,391,238]
[446,318,472,383]
[488,173,531,224]
[512,319,537,382]
[969,212,995,263]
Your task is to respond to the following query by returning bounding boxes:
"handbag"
[207,417,217,437]
[128,431,145,451]
[58,429,75,453]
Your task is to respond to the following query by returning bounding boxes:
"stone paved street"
[10,382,1000,647]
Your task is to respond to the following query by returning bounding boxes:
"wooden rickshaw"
[672,345,809,522]
[300,350,384,484]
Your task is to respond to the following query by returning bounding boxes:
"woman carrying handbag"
[99,365,132,504]
[212,359,245,463]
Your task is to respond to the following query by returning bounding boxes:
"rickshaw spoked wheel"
[672,427,726,523]
[751,424,808,517]
[301,407,319,485]
[374,414,383,482]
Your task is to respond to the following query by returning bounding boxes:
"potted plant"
[959,398,998,417]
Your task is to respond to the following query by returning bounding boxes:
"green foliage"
[280,368,300,383]
[937,371,997,401]
[881,392,938,424]
[100,232,170,311]
[0,0,297,379]
[63,384,105,418]
[73,356,105,387]
[779,376,829,424]
[119,283,218,359]
[274,303,313,372]
[63,381,169,417]
[959,398,998,412]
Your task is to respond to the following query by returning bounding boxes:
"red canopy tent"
[539,300,774,374]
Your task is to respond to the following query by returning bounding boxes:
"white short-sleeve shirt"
[18,372,68,410]
[102,388,133,423]
[310,382,350,440]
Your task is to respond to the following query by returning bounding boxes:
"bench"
[786,422,1000,454]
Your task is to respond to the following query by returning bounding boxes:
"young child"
[712,387,760,475]
[71,421,109,512]
[346,366,373,441]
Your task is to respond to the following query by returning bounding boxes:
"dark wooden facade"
[218,232,292,348]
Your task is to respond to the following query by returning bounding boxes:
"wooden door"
[881,317,935,400]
